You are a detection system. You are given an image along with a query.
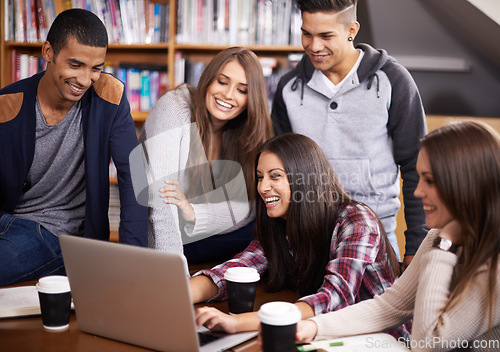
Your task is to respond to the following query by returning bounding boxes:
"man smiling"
[272,0,428,269]
[0,9,147,286]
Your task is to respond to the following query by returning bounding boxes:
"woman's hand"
[295,320,318,344]
[160,179,195,222]
[195,307,240,334]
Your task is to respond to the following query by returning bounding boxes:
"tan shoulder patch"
[93,73,124,106]
[0,92,23,123]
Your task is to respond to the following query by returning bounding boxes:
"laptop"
[59,235,257,352]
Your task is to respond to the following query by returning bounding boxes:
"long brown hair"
[255,134,399,295]
[421,121,500,332]
[186,47,273,204]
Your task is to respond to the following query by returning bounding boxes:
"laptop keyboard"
[198,331,224,346]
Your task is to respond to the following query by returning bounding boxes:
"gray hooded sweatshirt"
[272,43,428,256]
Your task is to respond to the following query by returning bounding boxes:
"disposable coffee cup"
[36,275,72,331]
[258,301,301,352]
[224,267,260,314]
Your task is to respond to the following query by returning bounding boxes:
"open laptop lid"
[59,235,256,352]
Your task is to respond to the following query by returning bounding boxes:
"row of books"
[176,0,302,46]
[12,52,168,113]
[108,181,120,233]
[105,63,169,112]
[4,0,170,44]
[12,53,47,82]
[173,52,206,87]
[12,50,303,114]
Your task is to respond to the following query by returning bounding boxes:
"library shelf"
[0,0,306,234]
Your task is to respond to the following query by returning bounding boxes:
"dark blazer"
[0,72,147,246]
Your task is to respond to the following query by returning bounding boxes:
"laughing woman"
[189,133,407,337]
[139,47,273,263]
[296,121,500,352]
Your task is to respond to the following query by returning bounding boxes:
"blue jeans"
[183,220,256,264]
[0,214,65,286]
[386,231,401,262]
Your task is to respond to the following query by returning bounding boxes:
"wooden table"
[0,271,299,352]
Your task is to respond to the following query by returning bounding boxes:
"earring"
[348,36,354,42]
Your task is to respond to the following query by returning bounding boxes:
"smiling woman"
[414,148,454,229]
[139,47,273,263]
[188,133,406,337]
[205,60,249,133]
[295,121,500,352]
[256,151,291,219]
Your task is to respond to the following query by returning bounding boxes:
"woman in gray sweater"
[139,47,273,262]
[296,121,500,351]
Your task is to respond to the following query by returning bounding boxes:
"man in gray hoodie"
[272,0,428,269]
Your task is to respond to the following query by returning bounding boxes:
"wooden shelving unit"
[0,0,176,97]
[1,0,304,108]
[0,42,171,123]
[1,0,304,237]
[0,2,305,147]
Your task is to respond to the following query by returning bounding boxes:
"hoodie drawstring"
[367,73,380,98]
[291,76,305,106]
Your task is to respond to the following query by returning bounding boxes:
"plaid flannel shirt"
[196,203,396,313]
[195,204,411,338]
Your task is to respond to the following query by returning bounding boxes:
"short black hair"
[295,0,357,13]
[46,9,108,55]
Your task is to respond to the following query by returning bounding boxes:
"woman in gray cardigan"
[139,47,273,263]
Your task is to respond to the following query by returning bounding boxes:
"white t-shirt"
[320,49,365,96]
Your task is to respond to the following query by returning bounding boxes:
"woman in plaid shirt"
[190,133,409,337]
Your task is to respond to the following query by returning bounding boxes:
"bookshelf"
[1,0,304,238]
[1,0,174,121]
[1,0,304,112]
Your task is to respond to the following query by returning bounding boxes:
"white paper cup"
[224,267,260,283]
[36,275,72,331]
[224,267,260,314]
[258,302,301,352]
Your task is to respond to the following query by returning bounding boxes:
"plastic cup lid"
[223,267,260,283]
[258,301,301,326]
[36,275,71,294]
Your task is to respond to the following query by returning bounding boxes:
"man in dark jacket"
[0,9,147,286]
